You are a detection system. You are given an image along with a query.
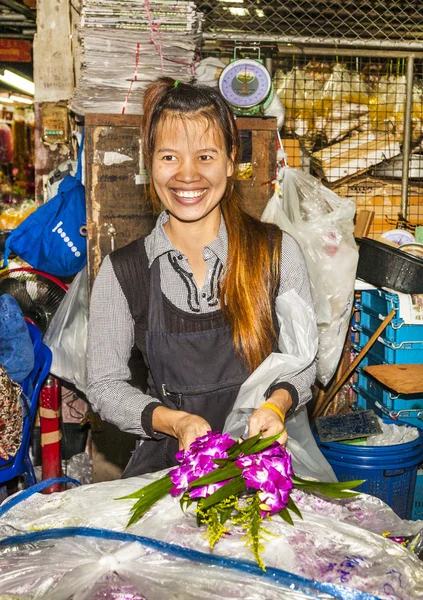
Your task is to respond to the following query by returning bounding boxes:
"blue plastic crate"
[355,289,423,346]
[353,327,423,364]
[412,469,423,520]
[355,386,423,430]
[357,369,423,409]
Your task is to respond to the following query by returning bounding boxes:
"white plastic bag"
[224,289,336,482]
[262,167,358,385]
[44,266,88,393]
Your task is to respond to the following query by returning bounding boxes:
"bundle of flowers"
[118,431,363,569]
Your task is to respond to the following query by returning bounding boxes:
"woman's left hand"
[247,389,292,447]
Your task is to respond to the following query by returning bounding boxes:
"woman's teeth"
[174,190,206,199]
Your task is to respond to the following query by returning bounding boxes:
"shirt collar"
[145,210,229,268]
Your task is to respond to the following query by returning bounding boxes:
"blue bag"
[2,133,87,277]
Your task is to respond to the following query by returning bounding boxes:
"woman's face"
[152,115,234,224]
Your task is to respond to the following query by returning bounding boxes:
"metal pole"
[203,32,423,52]
[401,55,415,220]
[265,57,273,76]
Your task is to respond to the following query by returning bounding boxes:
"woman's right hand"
[152,406,211,451]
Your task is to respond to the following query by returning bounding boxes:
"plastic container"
[355,387,423,430]
[356,238,423,294]
[412,469,423,520]
[315,419,423,519]
[356,290,423,345]
[353,327,423,364]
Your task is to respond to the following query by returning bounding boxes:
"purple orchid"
[169,431,236,497]
[236,443,294,516]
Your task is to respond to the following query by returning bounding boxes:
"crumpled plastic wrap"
[365,418,419,446]
[0,473,422,599]
[262,166,358,386]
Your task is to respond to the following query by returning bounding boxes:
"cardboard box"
[281,138,301,169]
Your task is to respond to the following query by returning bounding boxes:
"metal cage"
[199,1,423,235]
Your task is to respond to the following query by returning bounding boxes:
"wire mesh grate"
[199,0,423,47]
[272,54,423,236]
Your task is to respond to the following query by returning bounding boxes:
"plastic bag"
[1,474,422,599]
[224,289,336,482]
[44,267,88,394]
[262,167,358,385]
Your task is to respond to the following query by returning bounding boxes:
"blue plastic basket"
[315,419,423,519]
[412,469,423,520]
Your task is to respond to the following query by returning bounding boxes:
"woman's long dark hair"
[142,78,281,372]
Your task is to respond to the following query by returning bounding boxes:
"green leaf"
[202,476,246,509]
[227,433,263,458]
[242,432,282,456]
[279,507,294,526]
[292,476,364,491]
[117,476,173,500]
[212,458,230,466]
[219,506,234,525]
[125,484,173,528]
[189,463,242,488]
[286,496,303,520]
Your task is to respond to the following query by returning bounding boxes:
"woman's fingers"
[175,414,212,451]
[248,406,287,446]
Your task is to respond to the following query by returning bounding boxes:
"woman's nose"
[175,159,201,183]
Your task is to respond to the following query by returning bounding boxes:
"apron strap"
[148,258,167,333]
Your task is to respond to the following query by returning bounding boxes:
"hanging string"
[122,43,141,115]
[144,0,165,74]
[121,0,199,112]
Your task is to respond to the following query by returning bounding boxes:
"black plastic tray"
[356,237,423,294]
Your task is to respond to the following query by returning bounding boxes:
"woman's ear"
[227,153,235,177]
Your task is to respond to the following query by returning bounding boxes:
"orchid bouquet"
[119,431,363,570]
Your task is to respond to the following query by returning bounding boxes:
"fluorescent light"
[0,70,34,95]
[0,96,14,105]
[255,8,265,17]
[228,6,249,15]
[217,0,244,3]
[10,95,33,105]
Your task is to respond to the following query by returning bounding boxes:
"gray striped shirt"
[87,211,316,437]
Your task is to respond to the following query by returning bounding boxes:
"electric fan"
[0,268,68,335]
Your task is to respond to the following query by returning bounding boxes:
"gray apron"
[122,258,250,477]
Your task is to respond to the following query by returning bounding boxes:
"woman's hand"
[152,406,211,451]
[172,412,212,451]
[247,389,292,447]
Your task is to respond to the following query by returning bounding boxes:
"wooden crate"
[235,117,277,219]
[85,114,155,285]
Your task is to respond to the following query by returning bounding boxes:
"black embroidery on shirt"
[168,254,201,312]
[207,259,222,307]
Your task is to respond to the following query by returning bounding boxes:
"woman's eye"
[162,155,176,161]
[199,155,213,161]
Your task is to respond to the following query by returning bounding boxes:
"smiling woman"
[86,77,327,480]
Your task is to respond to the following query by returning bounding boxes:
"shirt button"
[202,293,206,298]
[178,254,183,260]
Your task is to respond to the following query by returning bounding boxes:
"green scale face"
[219,58,273,116]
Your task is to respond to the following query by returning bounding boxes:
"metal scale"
[218,47,274,116]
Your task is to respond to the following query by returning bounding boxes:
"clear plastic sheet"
[0,537,337,600]
[0,474,422,599]
[262,167,358,386]
[44,267,88,394]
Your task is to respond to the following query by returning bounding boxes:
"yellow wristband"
[261,402,285,423]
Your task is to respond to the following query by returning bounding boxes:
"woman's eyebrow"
[156,147,177,153]
[197,148,218,153]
